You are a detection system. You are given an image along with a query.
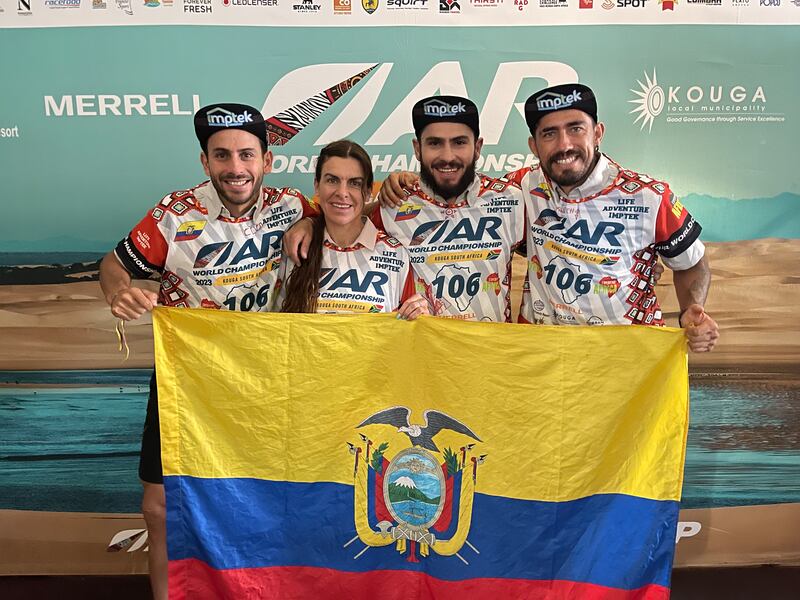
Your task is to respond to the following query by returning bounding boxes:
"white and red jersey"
[373,172,527,322]
[519,154,705,326]
[280,219,416,314]
[114,180,315,312]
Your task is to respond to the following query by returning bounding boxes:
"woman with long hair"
[281,140,428,319]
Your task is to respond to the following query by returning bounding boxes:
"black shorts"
[138,371,163,484]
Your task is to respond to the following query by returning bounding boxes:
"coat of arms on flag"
[348,407,483,564]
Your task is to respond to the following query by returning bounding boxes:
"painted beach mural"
[1,22,799,573]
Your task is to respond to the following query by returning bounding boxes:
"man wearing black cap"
[98,103,315,599]
[520,83,718,352]
[369,95,526,321]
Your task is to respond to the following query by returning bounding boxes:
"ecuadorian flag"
[154,308,688,600]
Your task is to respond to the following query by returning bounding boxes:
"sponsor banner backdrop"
[0,0,798,27]
[0,20,799,576]
[0,25,798,251]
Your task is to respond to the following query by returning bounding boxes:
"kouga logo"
[347,407,484,564]
[629,69,779,131]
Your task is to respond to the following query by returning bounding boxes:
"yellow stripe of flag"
[154,308,688,503]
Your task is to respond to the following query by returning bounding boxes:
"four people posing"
[101,84,719,598]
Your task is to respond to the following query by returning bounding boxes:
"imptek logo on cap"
[536,90,583,112]
[423,99,467,118]
[206,107,255,127]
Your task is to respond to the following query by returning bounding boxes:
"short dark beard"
[420,160,477,202]
[544,148,600,190]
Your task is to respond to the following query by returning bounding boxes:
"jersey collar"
[416,174,482,208]
[324,217,378,252]
[196,181,261,222]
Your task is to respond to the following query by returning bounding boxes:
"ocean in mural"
[1,369,798,514]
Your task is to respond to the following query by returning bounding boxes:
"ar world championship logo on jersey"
[629,69,782,132]
[347,407,484,564]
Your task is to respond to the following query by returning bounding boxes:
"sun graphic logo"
[629,69,665,133]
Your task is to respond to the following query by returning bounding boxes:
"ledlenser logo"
[536,90,582,112]
[423,99,466,117]
[207,108,254,127]
[579,0,593,6]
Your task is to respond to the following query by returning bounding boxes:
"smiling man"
[519,83,719,352]
[368,95,527,321]
[98,103,315,599]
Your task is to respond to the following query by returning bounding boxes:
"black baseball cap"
[412,95,480,140]
[524,84,598,135]
[194,103,268,152]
